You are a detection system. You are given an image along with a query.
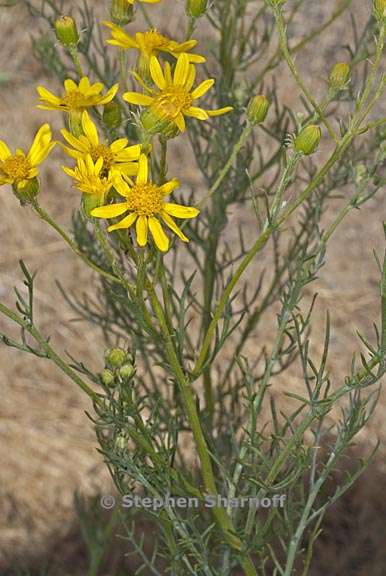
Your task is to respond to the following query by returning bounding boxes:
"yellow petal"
[185,106,209,120]
[174,113,186,132]
[136,154,148,184]
[27,124,53,165]
[123,92,154,106]
[114,144,142,160]
[150,56,166,90]
[148,217,169,252]
[108,212,138,231]
[174,53,189,86]
[79,77,90,93]
[159,178,180,196]
[206,106,234,117]
[136,215,148,246]
[184,64,196,92]
[99,84,119,105]
[64,78,78,93]
[91,203,128,218]
[191,79,215,100]
[163,203,199,219]
[0,141,11,161]
[110,138,129,153]
[36,86,62,106]
[161,212,189,242]
[82,111,99,147]
[60,129,89,153]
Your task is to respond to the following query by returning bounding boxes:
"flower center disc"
[1,154,30,181]
[154,87,193,119]
[63,90,87,110]
[126,183,163,216]
[91,145,114,172]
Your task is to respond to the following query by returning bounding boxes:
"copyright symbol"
[100,495,116,510]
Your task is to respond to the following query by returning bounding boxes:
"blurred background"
[1,1,386,574]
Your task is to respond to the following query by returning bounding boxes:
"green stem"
[0,301,99,403]
[32,202,126,287]
[146,284,256,575]
[68,44,83,77]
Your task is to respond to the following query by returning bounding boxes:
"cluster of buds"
[328,62,351,91]
[186,0,208,18]
[101,347,136,387]
[373,0,386,21]
[247,95,271,125]
[294,125,322,156]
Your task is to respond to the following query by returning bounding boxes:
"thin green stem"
[68,44,84,77]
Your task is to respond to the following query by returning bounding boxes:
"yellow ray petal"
[0,141,12,161]
[108,212,138,231]
[185,106,209,120]
[36,86,62,106]
[175,113,186,132]
[159,178,180,196]
[64,78,78,93]
[91,203,128,218]
[150,56,166,90]
[82,112,99,147]
[136,154,148,184]
[148,217,170,252]
[136,215,148,246]
[60,129,89,153]
[191,79,215,100]
[161,212,189,242]
[163,203,199,219]
[206,106,234,117]
[174,53,189,86]
[123,92,154,106]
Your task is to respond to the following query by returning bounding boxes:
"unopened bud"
[373,0,386,20]
[140,108,180,140]
[101,369,115,387]
[247,95,270,125]
[103,101,122,130]
[329,62,351,90]
[115,435,127,450]
[54,16,79,47]
[294,125,322,156]
[119,363,135,381]
[111,0,133,25]
[13,177,40,206]
[105,347,128,368]
[266,0,287,6]
[186,0,208,18]
[82,192,104,218]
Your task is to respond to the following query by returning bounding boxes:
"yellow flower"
[103,22,205,64]
[63,154,115,199]
[0,124,55,189]
[91,154,199,252]
[123,53,233,134]
[61,111,141,177]
[37,77,119,113]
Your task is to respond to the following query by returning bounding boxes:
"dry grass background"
[0,1,386,574]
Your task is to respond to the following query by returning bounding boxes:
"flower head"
[103,22,205,64]
[91,154,199,252]
[123,53,233,136]
[0,124,55,190]
[63,154,115,199]
[61,111,141,177]
[37,77,119,113]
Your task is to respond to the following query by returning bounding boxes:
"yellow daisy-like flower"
[61,111,141,177]
[37,77,119,113]
[63,154,115,200]
[0,124,55,189]
[103,22,206,64]
[123,53,233,134]
[91,154,199,252]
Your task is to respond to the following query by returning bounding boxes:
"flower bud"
[105,347,128,368]
[115,435,127,450]
[140,108,180,140]
[294,125,322,155]
[82,192,104,218]
[266,0,287,6]
[68,110,83,138]
[111,0,133,25]
[101,369,115,387]
[247,95,271,125]
[328,62,350,90]
[13,177,40,206]
[373,0,386,20]
[103,101,122,130]
[186,0,208,18]
[54,16,79,47]
[119,363,135,381]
